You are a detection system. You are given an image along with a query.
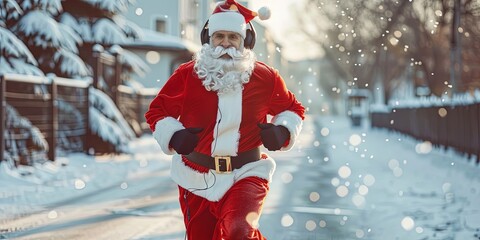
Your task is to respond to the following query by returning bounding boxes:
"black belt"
[185,148,261,173]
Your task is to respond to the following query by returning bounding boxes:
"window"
[155,19,166,33]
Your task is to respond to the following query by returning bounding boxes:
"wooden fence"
[0,74,157,163]
[1,46,159,164]
[0,74,90,163]
[371,104,480,163]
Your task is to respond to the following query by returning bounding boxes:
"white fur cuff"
[272,110,303,151]
[152,117,185,155]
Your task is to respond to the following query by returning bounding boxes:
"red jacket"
[145,60,305,156]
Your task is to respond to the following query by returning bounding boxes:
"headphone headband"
[200,20,256,49]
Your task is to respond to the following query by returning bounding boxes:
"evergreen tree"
[1,0,147,164]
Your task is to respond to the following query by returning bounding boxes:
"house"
[122,0,211,88]
[123,0,288,89]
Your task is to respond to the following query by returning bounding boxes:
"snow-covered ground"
[1,115,479,239]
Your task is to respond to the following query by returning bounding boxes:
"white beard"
[193,44,256,94]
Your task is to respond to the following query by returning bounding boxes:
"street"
[1,115,479,240]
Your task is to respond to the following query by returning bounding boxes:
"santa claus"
[145,0,305,239]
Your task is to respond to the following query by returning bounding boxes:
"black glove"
[257,123,290,151]
[169,128,203,155]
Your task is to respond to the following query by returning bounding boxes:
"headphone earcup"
[200,21,210,45]
[244,28,255,49]
[244,22,256,49]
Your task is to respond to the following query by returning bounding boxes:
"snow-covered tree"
[60,0,149,140]
[60,0,148,85]
[0,0,43,76]
[5,0,91,79]
[3,104,48,167]
[1,0,148,163]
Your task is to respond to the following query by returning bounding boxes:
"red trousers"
[179,176,269,240]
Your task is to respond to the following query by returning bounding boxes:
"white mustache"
[210,46,244,60]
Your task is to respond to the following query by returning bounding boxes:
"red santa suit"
[145,60,304,239]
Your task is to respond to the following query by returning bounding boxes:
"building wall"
[124,1,211,89]
[125,0,211,43]
[125,0,180,36]
[126,48,180,89]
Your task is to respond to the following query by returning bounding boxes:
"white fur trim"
[211,90,242,156]
[152,117,185,155]
[170,154,276,202]
[257,7,271,20]
[272,110,303,151]
[209,11,247,38]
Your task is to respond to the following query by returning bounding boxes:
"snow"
[386,92,480,110]
[59,15,94,43]
[20,0,62,15]
[89,88,136,152]
[0,27,37,64]
[6,58,44,76]
[112,15,143,39]
[92,18,127,45]
[53,49,92,78]
[0,0,22,23]
[14,10,79,50]
[122,29,200,53]
[109,44,150,77]
[83,0,134,14]
[1,115,479,239]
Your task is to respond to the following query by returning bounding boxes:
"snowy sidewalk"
[260,115,480,240]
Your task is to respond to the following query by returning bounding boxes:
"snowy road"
[1,159,186,240]
[1,115,480,239]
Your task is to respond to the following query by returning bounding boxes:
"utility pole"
[450,0,462,93]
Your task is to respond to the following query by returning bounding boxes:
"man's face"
[211,31,242,58]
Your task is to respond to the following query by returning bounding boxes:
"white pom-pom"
[257,6,271,20]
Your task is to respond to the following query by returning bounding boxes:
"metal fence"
[371,104,480,163]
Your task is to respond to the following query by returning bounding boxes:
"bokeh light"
[305,220,317,231]
[352,194,365,207]
[74,179,86,190]
[363,174,375,186]
[309,192,320,202]
[146,51,161,64]
[281,172,293,183]
[401,216,415,231]
[321,127,330,136]
[349,134,362,146]
[281,214,294,227]
[415,141,432,154]
[438,108,447,117]
[319,220,327,228]
[356,229,365,238]
[47,210,58,219]
[338,165,352,178]
[336,185,349,197]
[246,212,259,228]
[331,177,340,187]
[358,185,369,195]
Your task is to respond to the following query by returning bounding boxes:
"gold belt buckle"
[214,156,232,173]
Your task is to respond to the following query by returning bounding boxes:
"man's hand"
[257,123,290,151]
[169,128,203,155]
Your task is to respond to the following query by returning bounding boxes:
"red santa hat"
[208,0,271,39]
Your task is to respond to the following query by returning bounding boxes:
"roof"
[121,29,200,53]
